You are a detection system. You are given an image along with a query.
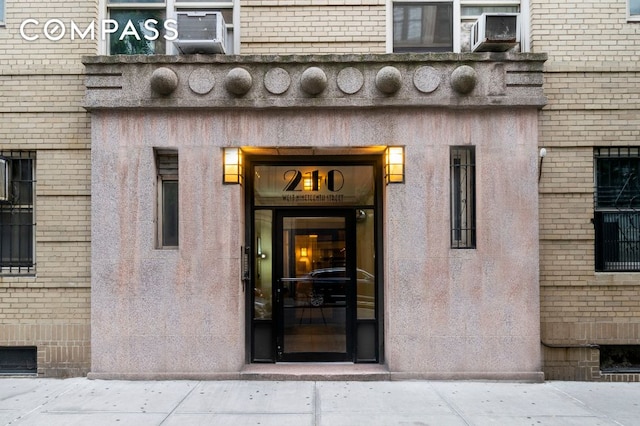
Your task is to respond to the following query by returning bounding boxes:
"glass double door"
[275,211,355,362]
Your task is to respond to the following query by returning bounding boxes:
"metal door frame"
[245,154,384,364]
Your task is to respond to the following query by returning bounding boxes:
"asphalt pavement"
[1,377,639,425]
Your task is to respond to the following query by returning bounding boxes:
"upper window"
[393,2,453,52]
[105,0,236,55]
[594,148,640,272]
[0,152,36,275]
[0,0,5,26]
[390,1,525,53]
[630,0,640,21]
[109,6,167,55]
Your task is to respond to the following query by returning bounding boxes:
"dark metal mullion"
[469,154,476,247]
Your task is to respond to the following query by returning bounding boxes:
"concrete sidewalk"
[1,378,638,425]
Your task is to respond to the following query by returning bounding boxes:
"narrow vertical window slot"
[450,146,476,249]
[155,149,179,248]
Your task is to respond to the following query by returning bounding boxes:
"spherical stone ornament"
[413,66,441,94]
[150,67,178,96]
[375,66,402,95]
[224,67,253,96]
[188,68,215,95]
[337,67,364,95]
[264,67,291,95]
[300,67,328,95]
[450,65,477,95]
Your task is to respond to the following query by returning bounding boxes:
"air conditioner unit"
[173,11,227,54]
[471,13,520,52]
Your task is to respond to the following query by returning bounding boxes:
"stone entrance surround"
[84,53,547,381]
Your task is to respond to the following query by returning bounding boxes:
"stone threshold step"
[241,363,390,381]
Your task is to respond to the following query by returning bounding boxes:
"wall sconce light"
[385,146,405,184]
[223,147,243,185]
[300,247,308,257]
[538,147,547,183]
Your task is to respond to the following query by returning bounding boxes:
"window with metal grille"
[0,346,37,374]
[155,149,178,248]
[600,345,640,373]
[450,146,475,249]
[594,147,640,272]
[0,152,35,275]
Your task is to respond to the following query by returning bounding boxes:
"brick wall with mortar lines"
[534,0,640,380]
[241,0,386,54]
[0,286,91,377]
[0,0,97,74]
[531,0,640,65]
[0,1,95,376]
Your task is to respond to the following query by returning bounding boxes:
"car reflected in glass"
[301,267,374,307]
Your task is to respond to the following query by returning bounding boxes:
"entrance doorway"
[249,159,381,364]
[276,212,354,361]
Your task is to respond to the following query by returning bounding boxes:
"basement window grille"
[600,345,640,374]
[0,346,37,375]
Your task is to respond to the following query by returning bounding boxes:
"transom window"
[104,0,236,54]
[389,1,526,53]
[594,148,640,272]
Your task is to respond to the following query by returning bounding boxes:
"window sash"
[155,150,178,248]
[108,9,167,55]
[393,2,454,52]
[461,5,519,19]
[108,0,165,4]
[595,211,640,272]
[161,180,179,247]
[0,209,34,268]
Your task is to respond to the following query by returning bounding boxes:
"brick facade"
[0,0,95,376]
[534,0,640,380]
[1,0,638,380]
[241,0,386,54]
